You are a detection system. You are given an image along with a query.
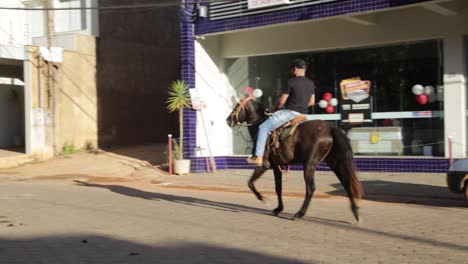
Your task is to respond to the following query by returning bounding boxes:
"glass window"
[226,40,444,156]
[54,0,85,33]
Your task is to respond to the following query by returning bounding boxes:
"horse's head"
[226,96,265,127]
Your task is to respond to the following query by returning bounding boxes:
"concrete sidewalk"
[0,145,465,207]
[140,168,466,207]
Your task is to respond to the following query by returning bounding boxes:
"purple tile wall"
[181,3,197,158]
[196,0,431,35]
[190,156,450,173]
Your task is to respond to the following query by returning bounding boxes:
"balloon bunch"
[318,93,338,113]
[411,84,436,105]
[244,86,263,98]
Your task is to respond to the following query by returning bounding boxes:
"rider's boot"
[247,156,263,166]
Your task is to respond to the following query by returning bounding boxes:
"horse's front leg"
[248,166,268,201]
[272,166,284,216]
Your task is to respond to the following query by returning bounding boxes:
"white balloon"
[329,98,338,107]
[412,84,424,95]
[424,85,434,95]
[253,89,263,98]
[318,100,328,109]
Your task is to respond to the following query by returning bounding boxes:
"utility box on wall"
[348,127,403,155]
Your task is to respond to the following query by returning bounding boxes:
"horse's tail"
[329,128,363,199]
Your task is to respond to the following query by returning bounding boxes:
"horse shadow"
[327,180,467,208]
[74,180,273,215]
[74,181,351,225]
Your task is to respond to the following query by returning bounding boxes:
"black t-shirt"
[281,76,315,114]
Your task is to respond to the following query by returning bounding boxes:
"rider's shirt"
[281,76,316,114]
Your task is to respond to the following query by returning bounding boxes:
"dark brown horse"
[226,97,363,221]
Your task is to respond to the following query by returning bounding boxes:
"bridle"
[229,96,254,127]
[229,96,267,127]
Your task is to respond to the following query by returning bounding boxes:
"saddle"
[270,115,307,149]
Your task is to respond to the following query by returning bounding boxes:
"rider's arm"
[308,94,315,107]
[273,94,289,112]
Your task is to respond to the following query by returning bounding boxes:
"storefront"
[180,0,468,172]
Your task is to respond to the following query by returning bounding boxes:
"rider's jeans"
[255,109,301,157]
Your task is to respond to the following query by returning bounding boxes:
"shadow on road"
[73,181,468,253]
[0,235,310,264]
[74,180,273,215]
[328,180,467,208]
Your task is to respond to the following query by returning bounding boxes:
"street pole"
[45,0,58,154]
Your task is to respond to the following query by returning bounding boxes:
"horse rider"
[247,59,316,166]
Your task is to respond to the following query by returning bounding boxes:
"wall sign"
[248,0,289,9]
[189,88,207,110]
[340,77,372,123]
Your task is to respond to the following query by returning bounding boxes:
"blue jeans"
[255,109,301,157]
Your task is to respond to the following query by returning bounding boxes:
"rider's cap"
[291,59,307,69]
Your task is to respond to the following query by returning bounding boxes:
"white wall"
[0,0,98,49]
[219,6,468,57]
[52,0,99,36]
[195,3,468,157]
[194,37,239,156]
[444,35,467,158]
[23,0,99,38]
[0,0,28,46]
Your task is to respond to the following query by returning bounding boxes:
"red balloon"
[325,105,335,113]
[323,92,333,102]
[416,94,428,105]
[382,119,393,126]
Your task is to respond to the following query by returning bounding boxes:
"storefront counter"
[347,127,403,155]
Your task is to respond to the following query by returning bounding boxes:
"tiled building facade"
[181,0,467,173]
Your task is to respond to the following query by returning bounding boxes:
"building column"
[180,3,197,159]
[444,35,467,158]
[23,48,33,155]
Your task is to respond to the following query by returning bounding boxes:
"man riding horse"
[227,61,362,221]
[247,59,316,166]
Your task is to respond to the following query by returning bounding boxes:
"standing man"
[247,59,316,166]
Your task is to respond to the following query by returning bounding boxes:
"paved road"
[1,180,467,264]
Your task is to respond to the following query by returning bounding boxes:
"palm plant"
[166,80,191,160]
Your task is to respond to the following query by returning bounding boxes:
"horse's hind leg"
[293,164,317,219]
[327,161,360,222]
[272,166,284,216]
[248,166,268,201]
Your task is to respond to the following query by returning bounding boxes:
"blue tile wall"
[181,3,197,158]
[196,0,431,35]
[190,156,450,173]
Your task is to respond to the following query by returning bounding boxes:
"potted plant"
[166,80,192,175]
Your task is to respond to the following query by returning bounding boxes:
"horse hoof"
[354,214,360,223]
[272,207,283,216]
[354,213,362,225]
[294,212,304,219]
[351,206,360,222]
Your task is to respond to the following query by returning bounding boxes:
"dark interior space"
[97,0,180,148]
[0,60,25,154]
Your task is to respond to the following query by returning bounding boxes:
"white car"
[447,159,468,201]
